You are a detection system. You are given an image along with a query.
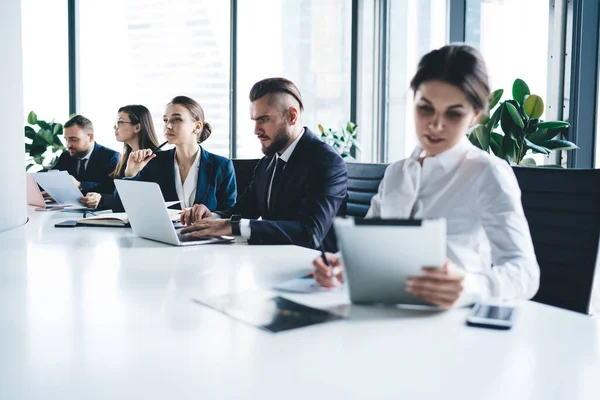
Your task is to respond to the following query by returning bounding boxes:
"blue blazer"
[216,128,348,251]
[51,142,119,194]
[112,146,237,212]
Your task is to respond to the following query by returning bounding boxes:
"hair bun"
[199,121,212,143]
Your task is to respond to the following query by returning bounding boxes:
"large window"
[78,0,231,156]
[386,0,447,162]
[21,0,69,126]
[236,0,352,158]
[466,0,550,108]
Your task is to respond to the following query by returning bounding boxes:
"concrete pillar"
[0,0,27,232]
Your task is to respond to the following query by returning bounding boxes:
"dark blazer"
[217,128,348,251]
[51,142,120,195]
[112,146,237,212]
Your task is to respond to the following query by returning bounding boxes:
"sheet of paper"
[274,275,344,294]
[32,171,83,206]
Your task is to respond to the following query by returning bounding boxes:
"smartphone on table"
[466,303,515,330]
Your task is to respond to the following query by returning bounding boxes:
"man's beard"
[69,149,90,158]
[261,124,291,157]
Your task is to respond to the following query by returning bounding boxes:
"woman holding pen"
[313,44,540,309]
[80,104,160,209]
[112,96,236,212]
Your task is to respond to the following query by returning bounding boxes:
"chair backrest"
[342,162,389,218]
[512,167,600,314]
[232,159,260,197]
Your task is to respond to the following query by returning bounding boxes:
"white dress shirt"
[174,147,201,209]
[366,137,540,303]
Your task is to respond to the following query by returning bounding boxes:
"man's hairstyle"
[64,114,94,133]
[249,77,304,112]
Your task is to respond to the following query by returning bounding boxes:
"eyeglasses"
[114,121,134,129]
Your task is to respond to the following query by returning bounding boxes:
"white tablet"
[334,217,446,306]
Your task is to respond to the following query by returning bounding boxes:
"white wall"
[0,0,27,232]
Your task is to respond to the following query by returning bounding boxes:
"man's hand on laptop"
[406,260,465,310]
[180,204,212,226]
[313,253,344,287]
[180,219,231,238]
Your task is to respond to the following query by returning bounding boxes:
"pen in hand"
[312,233,339,286]
[144,140,168,161]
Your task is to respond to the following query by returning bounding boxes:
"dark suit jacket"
[51,142,120,195]
[112,147,237,212]
[217,128,348,251]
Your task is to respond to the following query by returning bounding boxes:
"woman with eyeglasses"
[313,44,540,309]
[80,104,160,209]
[112,96,236,213]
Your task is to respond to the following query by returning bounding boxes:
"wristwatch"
[230,214,242,236]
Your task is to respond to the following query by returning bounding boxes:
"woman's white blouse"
[174,148,201,209]
[366,137,540,302]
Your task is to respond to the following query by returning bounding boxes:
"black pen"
[144,140,168,161]
[312,233,331,267]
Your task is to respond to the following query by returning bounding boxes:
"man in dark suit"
[51,115,119,207]
[180,77,348,250]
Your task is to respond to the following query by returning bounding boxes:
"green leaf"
[502,134,518,160]
[318,124,325,133]
[520,158,537,167]
[473,125,490,151]
[468,132,481,148]
[536,121,569,129]
[523,95,544,119]
[488,89,504,111]
[24,126,36,139]
[512,79,530,103]
[524,138,550,154]
[484,104,503,131]
[505,102,525,128]
[351,138,362,151]
[53,123,62,136]
[542,139,579,151]
[37,120,51,130]
[27,111,37,125]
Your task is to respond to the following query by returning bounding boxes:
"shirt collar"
[410,136,473,172]
[79,146,93,161]
[277,128,305,162]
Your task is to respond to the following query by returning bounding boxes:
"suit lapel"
[195,147,213,205]
[260,157,275,218]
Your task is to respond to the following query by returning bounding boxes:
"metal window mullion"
[448,0,466,43]
[68,0,79,115]
[229,0,237,159]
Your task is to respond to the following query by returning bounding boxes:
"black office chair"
[341,162,389,218]
[513,167,600,314]
[232,159,260,197]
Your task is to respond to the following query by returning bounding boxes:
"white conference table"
[1,208,600,400]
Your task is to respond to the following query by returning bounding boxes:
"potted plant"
[468,78,577,167]
[318,121,361,161]
[24,111,66,172]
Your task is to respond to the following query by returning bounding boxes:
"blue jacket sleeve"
[216,159,237,211]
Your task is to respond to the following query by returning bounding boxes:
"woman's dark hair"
[168,96,212,143]
[410,44,490,112]
[110,104,160,178]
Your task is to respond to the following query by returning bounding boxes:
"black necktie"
[77,158,87,178]
[269,158,286,209]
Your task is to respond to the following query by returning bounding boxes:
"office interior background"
[17,0,598,165]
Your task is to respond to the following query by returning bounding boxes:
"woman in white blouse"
[313,44,540,309]
[113,96,237,212]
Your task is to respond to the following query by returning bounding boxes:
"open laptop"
[114,180,234,246]
[334,217,446,306]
